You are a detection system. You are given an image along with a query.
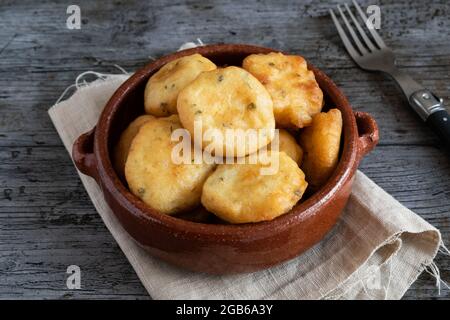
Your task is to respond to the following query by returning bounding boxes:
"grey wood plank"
[0,0,449,299]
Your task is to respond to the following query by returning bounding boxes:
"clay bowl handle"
[354,111,379,160]
[72,127,99,182]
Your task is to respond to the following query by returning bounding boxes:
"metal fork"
[330,0,450,150]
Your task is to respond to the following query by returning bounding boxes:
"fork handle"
[409,89,450,150]
[426,109,450,150]
[388,70,450,150]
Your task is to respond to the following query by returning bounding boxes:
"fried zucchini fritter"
[113,115,155,179]
[201,151,308,224]
[177,66,275,157]
[299,108,343,190]
[243,52,323,128]
[269,129,303,165]
[125,115,215,214]
[144,54,216,116]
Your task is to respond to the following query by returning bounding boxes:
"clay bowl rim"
[95,43,359,240]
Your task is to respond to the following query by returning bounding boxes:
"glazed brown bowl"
[72,44,379,274]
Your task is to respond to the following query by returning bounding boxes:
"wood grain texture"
[0,0,449,299]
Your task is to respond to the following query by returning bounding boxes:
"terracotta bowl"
[72,44,379,274]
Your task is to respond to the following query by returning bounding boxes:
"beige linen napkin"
[49,73,445,300]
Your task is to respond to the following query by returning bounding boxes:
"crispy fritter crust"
[201,151,308,223]
[113,115,155,179]
[243,52,323,128]
[269,129,303,165]
[125,115,215,214]
[144,54,216,116]
[177,66,275,157]
[299,108,343,190]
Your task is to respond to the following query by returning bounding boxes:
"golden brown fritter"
[243,52,323,128]
[201,151,308,223]
[113,115,155,179]
[299,108,343,190]
[125,115,215,214]
[144,54,216,116]
[177,66,275,157]
[269,129,303,165]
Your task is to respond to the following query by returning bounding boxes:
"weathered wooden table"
[0,0,449,299]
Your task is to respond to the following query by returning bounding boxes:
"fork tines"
[330,0,386,59]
